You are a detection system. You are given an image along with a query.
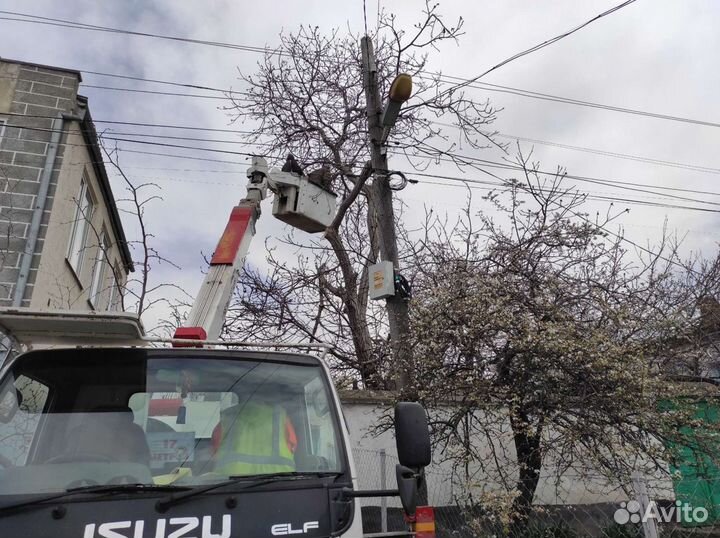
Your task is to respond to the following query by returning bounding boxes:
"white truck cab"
[0,309,432,538]
[0,154,433,538]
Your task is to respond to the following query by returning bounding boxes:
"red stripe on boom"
[210,206,254,265]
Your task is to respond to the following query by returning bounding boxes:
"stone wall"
[0,60,81,306]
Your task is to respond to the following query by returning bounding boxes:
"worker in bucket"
[210,392,298,476]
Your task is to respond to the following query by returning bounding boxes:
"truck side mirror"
[395,464,419,516]
[394,402,431,468]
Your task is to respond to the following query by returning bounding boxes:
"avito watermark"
[614,500,708,525]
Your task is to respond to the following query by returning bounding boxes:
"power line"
[74,67,720,132]
[0,111,252,133]
[417,0,639,103]
[78,73,720,131]
[82,70,235,94]
[399,169,720,214]
[407,166,706,275]
[492,132,720,175]
[4,10,718,133]
[10,117,720,208]
[90,152,720,216]
[389,148,720,205]
[0,11,287,55]
[81,84,235,101]
[10,115,720,206]
[11,110,720,184]
[75,68,720,131]
[415,175,720,214]
[425,74,720,130]
[0,120,273,152]
[424,120,720,175]
[102,130,258,145]
[45,139,720,215]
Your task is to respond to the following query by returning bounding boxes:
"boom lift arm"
[173,156,336,342]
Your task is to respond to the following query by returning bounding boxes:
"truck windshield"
[0,348,344,495]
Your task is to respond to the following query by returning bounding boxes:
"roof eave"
[76,97,135,273]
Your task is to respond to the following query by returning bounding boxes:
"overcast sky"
[2,0,719,330]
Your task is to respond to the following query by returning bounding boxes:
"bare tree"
[101,143,191,322]
[224,2,500,387]
[225,192,392,388]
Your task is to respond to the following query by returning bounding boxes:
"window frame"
[106,261,123,311]
[88,229,109,309]
[66,175,96,279]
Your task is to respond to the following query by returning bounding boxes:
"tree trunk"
[324,227,383,388]
[509,412,543,537]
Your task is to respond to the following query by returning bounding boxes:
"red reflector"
[172,327,207,347]
[211,206,254,265]
[414,506,435,538]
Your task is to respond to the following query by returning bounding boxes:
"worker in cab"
[211,396,298,476]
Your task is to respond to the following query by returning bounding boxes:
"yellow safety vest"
[214,401,296,476]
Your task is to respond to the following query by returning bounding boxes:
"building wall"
[0,60,126,310]
[30,122,127,311]
[0,61,80,305]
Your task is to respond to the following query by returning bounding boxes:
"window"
[0,350,346,495]
[66,176,95,276]
[304,376,338,469]
[89,231,108,308]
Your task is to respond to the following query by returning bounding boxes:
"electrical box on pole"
[369,261,395,300]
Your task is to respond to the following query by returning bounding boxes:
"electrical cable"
[8,120,720,211]
[492,132,720,175]
[8,3,720,134]
[388,147,720,204]
[423,73,720,130]
[423,118,720,175]
[412,176,720,214]
[412,1,639,104]
[81,84,237,101]
[410,164,705,275]
[9,110,720,187]
[0,11,288,56]
[10,116,719,202]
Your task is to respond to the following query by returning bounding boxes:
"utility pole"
[361,36,412,390]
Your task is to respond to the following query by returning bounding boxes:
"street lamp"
[381,73,412,143]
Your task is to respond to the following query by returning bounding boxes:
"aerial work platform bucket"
[272,176,336,233]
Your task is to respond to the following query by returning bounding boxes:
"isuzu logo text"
[83,515,231,538]
[271,521,320,535]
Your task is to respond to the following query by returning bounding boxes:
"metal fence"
[352,448,720,537]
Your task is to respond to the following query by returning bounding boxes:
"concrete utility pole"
[360,36,412,390]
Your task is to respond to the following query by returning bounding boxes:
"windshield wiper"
[156,471,342,512]
[0,483,188,517]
